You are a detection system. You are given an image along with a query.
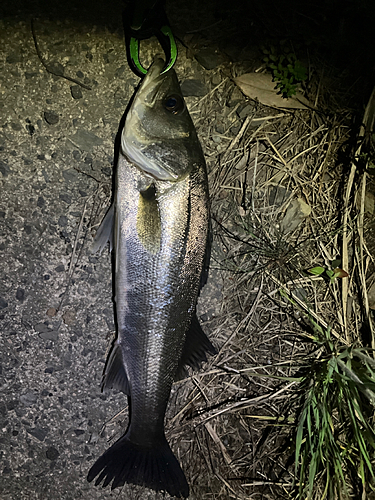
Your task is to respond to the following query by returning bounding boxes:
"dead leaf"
[333,268,349,279]
[234,72,313,110]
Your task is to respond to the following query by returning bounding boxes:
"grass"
[291,319,375,499]
[215,202,375,498]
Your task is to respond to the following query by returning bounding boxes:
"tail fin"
[87,433,189,498]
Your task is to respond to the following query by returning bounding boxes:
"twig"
[99,406,129,436]
[204,422,232,465]
[251,140,258,212]
[57,194,93,312]
[190,78,228,110]
[341,163,355,341]
[201,382,297,424]
[31,18,92,90]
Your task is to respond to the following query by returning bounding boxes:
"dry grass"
[170,65,375,499]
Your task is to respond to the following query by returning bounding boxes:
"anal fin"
[175,314,216,381]
[101,340,130,395]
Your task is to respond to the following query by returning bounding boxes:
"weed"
[307,259,348,284]
[262,45,307,98]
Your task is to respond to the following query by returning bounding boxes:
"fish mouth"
[139,57,166,104]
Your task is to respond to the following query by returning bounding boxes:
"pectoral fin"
[91,204,114,254]
[136,185,161,254]
[175,315,216,381]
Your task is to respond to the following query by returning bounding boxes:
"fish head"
[121,57,204,182]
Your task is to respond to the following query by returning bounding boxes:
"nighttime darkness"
[1,0,375,499]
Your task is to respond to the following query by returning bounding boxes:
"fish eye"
[163,94,184,114]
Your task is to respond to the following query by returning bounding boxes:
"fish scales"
[87,58,215,498]
[117,162,205,439]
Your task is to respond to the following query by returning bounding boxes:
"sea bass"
[87,58,215,498]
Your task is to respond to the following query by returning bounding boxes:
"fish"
[87,57,216,498]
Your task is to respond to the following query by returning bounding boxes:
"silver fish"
[87,58,215,498]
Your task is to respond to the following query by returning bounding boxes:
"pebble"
[0,161,11,177]
[58,215,68,227]
[24,72,38,79]
[44,111,59,125]
[26,427,48,442]
[237,103,253,119]
[115,65,126,77]
[195,47,222,70]
[211,73,222,86]
[281,198,312,233]
[39,330,59,341]
[48,61,64,76]
[68,129,103,152]
[46,447,59,460]
[19,392,38,407]
[0,402,6,417]
[15,288,25,302]
[62,169,78,183]
[6,54,21,64]
[59,193,71,204]
[0,297,8,309]
[62,309,76,326]
[227,87,243,107]
[70,85,83,99]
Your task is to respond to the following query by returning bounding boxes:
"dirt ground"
[1,1,375,499]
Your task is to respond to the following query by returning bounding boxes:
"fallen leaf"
[234,72,313,110]
[333,268,349,278]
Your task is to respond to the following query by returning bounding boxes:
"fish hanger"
[124,0,177,76]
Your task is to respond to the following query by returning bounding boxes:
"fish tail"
[87,433,189,498]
